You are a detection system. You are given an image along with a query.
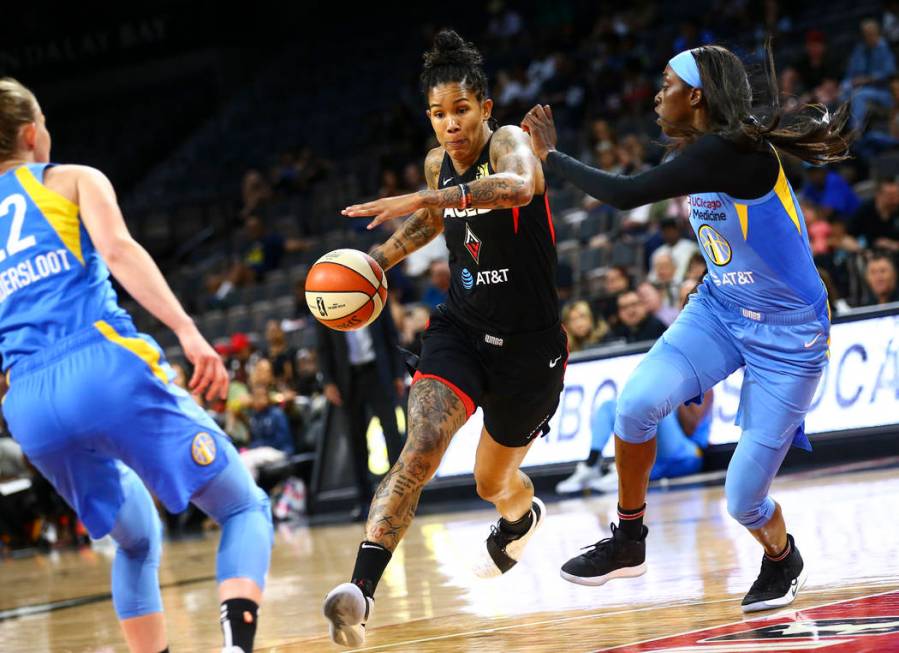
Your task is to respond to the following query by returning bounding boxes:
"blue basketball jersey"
[688,149,826,311]
[0,163,129,371]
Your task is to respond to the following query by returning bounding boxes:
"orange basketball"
[305,249,388,331]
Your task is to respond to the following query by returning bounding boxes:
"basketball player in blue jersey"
[0,78,273,653]
[524,42,852,612]
[321,31,566,646]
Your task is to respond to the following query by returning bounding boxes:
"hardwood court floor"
[2,460,899,652]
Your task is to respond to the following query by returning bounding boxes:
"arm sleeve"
[544,135,777,209]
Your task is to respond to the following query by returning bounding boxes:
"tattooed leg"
[472,428,536,521]
[365,379,469,551]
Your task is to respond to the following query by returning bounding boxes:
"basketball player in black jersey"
[322,30,567,646]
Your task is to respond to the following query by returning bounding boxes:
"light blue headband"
[668,50,702,88]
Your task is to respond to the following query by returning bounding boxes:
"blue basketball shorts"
[614,281,830,450]
[3,317,230,538]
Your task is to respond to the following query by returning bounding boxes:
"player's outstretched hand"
[178,326,229,400]
[521,104,557,162]
[342,192,423,230]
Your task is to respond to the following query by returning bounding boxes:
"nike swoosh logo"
[442,177,453,186]
[803,333,822,348]
[549,355,562,368]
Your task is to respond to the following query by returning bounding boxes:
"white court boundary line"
[338,582,899,653]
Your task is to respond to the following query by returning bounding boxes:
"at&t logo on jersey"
[709,270,756,286]
[464,223,482,263]
[698,224,732,266]
[460,267,510,291]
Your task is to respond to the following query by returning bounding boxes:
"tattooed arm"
[420,125,539,210]
[344,126,542,229]
[367,147,445,271]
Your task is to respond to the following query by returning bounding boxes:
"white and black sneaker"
[560,523,648,586]
[473,497,546,578]
[323,582,374,647]
[742,534,807,613]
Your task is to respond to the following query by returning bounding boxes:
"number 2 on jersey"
[0,194,37,263]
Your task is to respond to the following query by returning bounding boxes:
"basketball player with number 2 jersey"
[0,78,272,653]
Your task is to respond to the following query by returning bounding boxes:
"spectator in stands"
[240,169,273,219]
[790,30,842,106]
[842,19,897,129]
[864,252,899,305]
[294,348,322,398]
[593,264,632,326]
[562,300,609,353]
[270,151,300,194]
[241,216,285,281]
[606,290,667,344]
[264,320,296,388]
[250,358,277,394]
[422,259,451,310]
[650,217,699,281]
[211,216,286,303]
[801,198,833,256]
[649,251,680,308]
[637,281,679,326]
[802,165,860,222]
[240,384,295,481]
[849,179,899,251]
[684,251,708,282]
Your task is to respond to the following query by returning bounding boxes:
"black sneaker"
[560,523,648,586]
[742,534,807,613]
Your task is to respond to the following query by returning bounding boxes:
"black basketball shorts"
[413,305,568,447]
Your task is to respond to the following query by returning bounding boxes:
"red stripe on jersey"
[412,371,476,418]
[512,206,520,234]
[544,192,556,244]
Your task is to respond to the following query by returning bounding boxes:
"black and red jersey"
[439,133,559,335]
